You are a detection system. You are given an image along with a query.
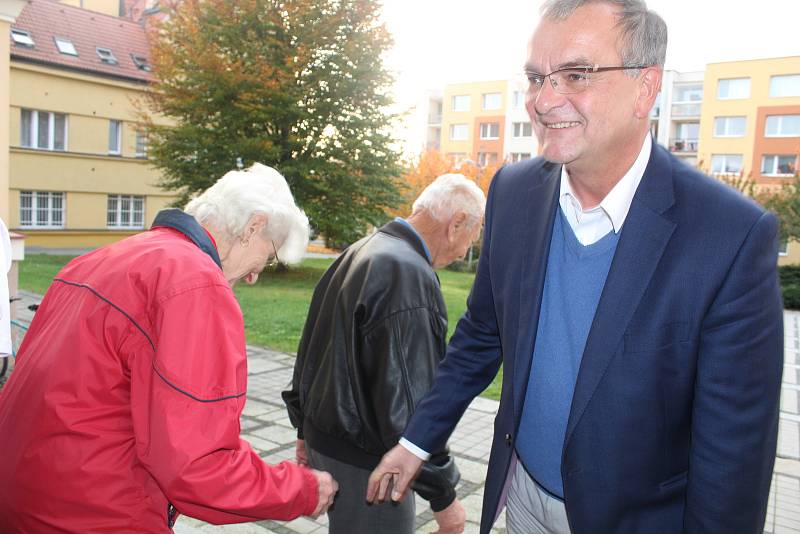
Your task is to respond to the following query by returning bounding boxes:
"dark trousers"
[307,446,416,534]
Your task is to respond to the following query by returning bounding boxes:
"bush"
[780,265,800,310]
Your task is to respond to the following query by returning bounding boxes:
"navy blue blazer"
[404,143,784,533]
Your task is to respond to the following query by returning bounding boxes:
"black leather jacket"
[282,220,460,511]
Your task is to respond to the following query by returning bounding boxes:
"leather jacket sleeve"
[412,450,461,511]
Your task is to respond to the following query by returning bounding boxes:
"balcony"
[427,114,442,125]
[669,138,698,153]
[671,102,701,118]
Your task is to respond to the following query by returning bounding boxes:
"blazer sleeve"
[684,210,783,533]
[403,172,505,454]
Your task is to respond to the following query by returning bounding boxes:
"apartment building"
[7,0,174,248]
[650,70,704,168]
[439,78,538,167]
[698,56,800,263]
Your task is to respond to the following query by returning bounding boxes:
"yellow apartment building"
[440,80,510,167]
[699,56,800,264]
[7,0,174,249]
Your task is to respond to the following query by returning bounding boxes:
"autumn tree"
[142,0,403,244]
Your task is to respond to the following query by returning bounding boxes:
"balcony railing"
[669,138,698,153]
[427,114,442,125]
[671,102,701,118]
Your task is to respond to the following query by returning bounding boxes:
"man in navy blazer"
[367,1,784,533]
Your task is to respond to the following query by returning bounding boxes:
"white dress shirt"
[1,218,12,357]
[400,134,653,461]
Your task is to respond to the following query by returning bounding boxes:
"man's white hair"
[412,173,486,224]
[185,163,310,264]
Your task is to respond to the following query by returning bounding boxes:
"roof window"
[96,47,118,65]
[11,28,34,47]
[54,37,78,56]
[131,54,151,71]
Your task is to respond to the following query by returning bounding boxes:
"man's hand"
[295,439,308,466]
[431,499,466,534]
[309,469,338,518]
[366,444,424,503]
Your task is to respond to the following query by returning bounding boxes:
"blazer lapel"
[564,145,677,447]
[513,164,561,419]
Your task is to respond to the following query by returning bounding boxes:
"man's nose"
[533,75,566,115]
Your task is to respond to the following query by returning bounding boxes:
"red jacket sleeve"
[130,282,318,523]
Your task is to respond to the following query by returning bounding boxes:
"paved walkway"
[7,292,800,532]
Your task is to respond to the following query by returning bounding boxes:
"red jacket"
[0,211,318,532]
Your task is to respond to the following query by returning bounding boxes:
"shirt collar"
[559,134,652,233]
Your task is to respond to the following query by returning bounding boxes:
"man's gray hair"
[412,173,486,224]
[541,0,667,70]
[185,163,309,264]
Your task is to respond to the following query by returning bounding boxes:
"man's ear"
[448,212,468,241]
[635,66,662,119]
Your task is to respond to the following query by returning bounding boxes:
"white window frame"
[713,116,746,138]
[710,154,743,175]
[479,122,500,140]
[450,123,468,141]
[765,115,800,138]
[107,195,145,229]
[482,92,502,110]
[512,91,525,109]
[512,122,533,138]
[108,120,122,155]
[769,75,800,98]
[54,37,77,56]
[96,47,118,65]
[452,95,470,112]
[761,154,797,176]
[19,191,65,229]
[131,54,151,71]
[11,28,34,47]
[779,240,789,257]
[20,109,68,151]
[509,152,531,163]
[477,152,498,167]
[135,130,148,158]
[717,78,750,100]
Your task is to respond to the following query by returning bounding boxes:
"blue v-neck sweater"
[516,208,620,499]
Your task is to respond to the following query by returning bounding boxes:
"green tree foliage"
[142,0,403,244]
[759,172,800,243]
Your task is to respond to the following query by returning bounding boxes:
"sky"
[379,0,800,155]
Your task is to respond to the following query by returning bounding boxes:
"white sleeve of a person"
[0,218,12,357]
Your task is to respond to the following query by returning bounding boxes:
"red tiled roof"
[10,0,155,83]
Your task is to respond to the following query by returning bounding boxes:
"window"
[761,155,797,176]
[770,75,800,98]
[54,37,77,56]
[765,115,800,137]
[479,122,500,139]
[674,84,703,102]
[131,54,151,71]
[450,124,468,141]
[482,93,502,110]
[710,154,743,174]
[477,152,498,167]
[11,28,34,47]
[713,116,746,137]
[20,191,64,228]
[452,95,470,112]
[717,78,750,99]
[20,109,67,150]
[509,152,531,163]
[96,47,118,65]
[779,240,789,256]
[107,195,145,229]
[108,120,122,155]
[135,130,148,158]
[512,122,533,138]
[512,91,525,109]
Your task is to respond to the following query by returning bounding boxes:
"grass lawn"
[19,253,502,399]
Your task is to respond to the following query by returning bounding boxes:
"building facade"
[7,0,174,248]
[650,70,704,168]
[698,56,800,264]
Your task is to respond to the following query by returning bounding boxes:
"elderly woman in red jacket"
[0,163,337,532]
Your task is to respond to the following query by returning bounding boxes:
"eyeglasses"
[266,240,281,268]
[524,64,650,95]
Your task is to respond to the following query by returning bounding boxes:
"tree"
[141,0,403,245]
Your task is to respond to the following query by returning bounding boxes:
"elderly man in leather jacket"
[283,173,485,534]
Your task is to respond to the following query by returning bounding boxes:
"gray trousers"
[307,446,416,534]
[506,458,571,534]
